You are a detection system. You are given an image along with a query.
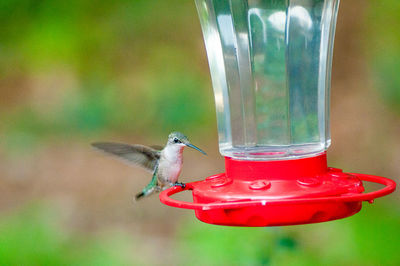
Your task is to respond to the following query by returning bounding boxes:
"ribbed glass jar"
[196,0,340,160]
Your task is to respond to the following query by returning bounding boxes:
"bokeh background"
[0,0,399,265]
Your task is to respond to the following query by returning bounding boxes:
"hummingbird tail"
[135,191,146,200]
[135,167,158,201]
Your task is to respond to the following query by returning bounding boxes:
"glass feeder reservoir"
[201,0,336,161]
[160,0,396,226]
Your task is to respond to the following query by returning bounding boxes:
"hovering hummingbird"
[91,132,206,200]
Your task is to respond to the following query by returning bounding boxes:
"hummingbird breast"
[158,145,184,184]
[158,159,182,184]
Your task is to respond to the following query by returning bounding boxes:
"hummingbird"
[91,132,206,200]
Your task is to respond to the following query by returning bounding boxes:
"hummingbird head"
[167,132,207,155]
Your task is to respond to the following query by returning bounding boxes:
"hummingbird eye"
[173,138,180,143]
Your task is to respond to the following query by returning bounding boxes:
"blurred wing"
[150,145,164,151]
[91,142,160,172]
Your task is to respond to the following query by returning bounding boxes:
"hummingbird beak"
[186,143,207,155]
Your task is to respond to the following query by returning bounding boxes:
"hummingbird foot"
[174,182,186,189]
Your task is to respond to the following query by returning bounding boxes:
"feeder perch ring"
[160,172,396,226]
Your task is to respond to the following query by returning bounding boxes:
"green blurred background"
[0,0,399,265]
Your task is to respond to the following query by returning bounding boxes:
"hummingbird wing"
[91,142,160,172]
[149,145,163,151]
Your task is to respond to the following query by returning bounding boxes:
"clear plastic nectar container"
[196,0,340,160]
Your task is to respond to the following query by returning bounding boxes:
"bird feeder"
[159,0,396,226]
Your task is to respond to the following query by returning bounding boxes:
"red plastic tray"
[160,154,396,226]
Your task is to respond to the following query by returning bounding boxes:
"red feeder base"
[160,153,396,226]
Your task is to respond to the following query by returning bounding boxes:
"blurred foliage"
[0,0,214,152]
[177,222,305,266]
[0,202,398,265]
[0,204,142,266]
[177,201,400,266]
[366,1,400,114]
